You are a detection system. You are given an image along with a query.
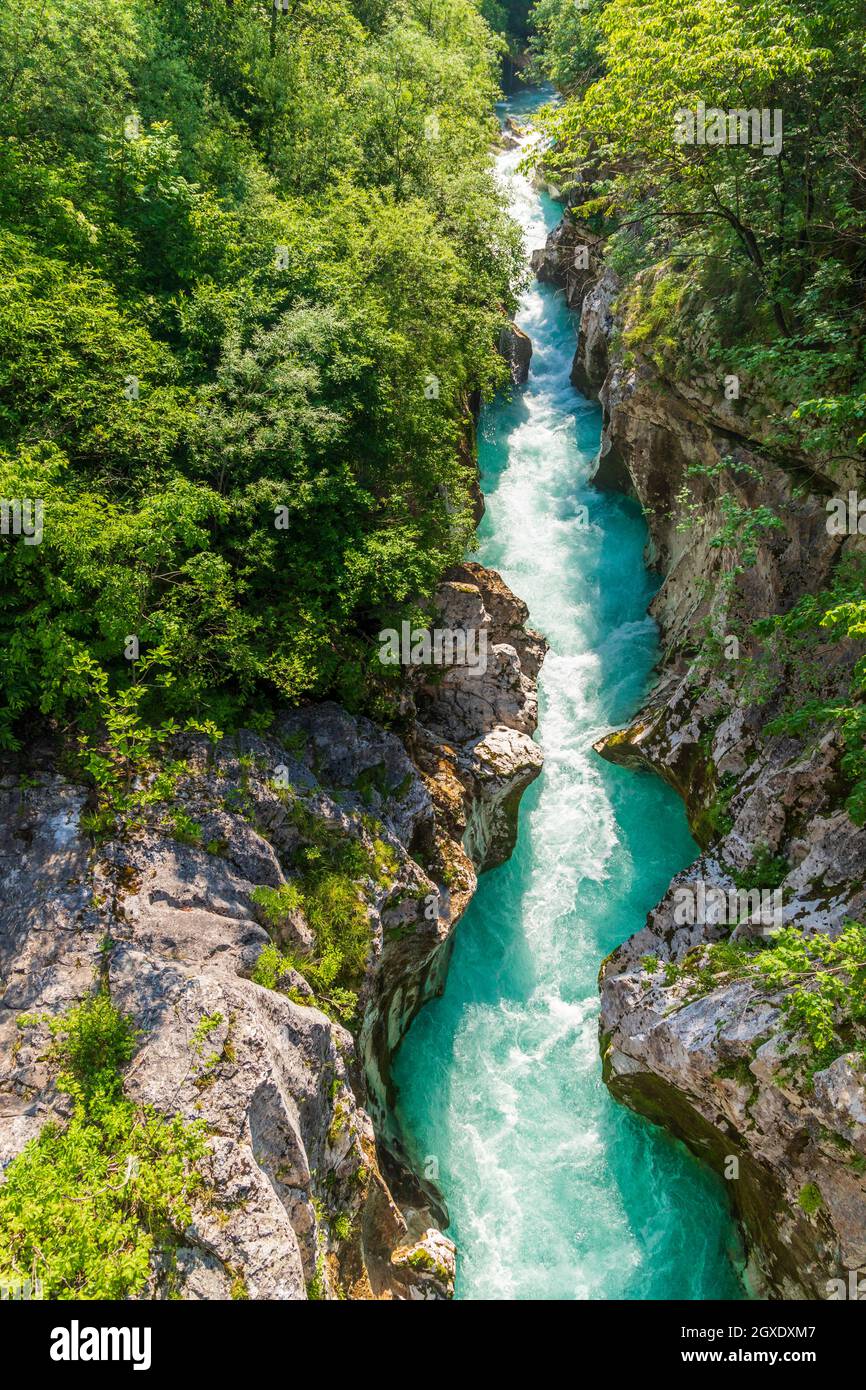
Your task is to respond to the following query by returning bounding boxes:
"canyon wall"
[0,564,545,1301]
[538,213,866,1298]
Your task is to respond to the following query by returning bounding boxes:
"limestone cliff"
[537,212,866,1298]
[0,565,545,1301]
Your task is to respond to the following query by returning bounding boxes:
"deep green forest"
[531,0,866,821]
[0,0,528,755]
[1,0,864,796]
[532,0,866,458]
[1,0,865,1308]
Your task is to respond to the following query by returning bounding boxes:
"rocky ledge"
[0,564,545,1300]
[537,211,866,1298]
[499,322,533,385]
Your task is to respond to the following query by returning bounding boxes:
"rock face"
[532,223,631,492]
[536,210,866,1297]
[598,843,866,1298]
[570,266,618,398]
[530,216,605,316]
[0,563,545,1301]
[498,321,533,384]
[0,731,445,1302]
[593,493,866,1299]
[391,562,543,897]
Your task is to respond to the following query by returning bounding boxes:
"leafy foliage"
[529,0,604,89]
[671,923,866,1077]
[250,816,396,1023]
[0,0,523,749]
[751,924,866,1066]
[752,554,866,824]
[533,0,866,463]
[0,995,207,1298]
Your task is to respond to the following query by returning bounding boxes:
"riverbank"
[392,90,746,1300]
[0,558,544,1300]
[532,188,866,1297]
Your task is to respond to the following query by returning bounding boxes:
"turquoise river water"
[392,89,747,1300]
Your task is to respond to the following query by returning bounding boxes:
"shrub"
[0,994,207,1299]
[667,923,866,1077]
[754,555,866,825]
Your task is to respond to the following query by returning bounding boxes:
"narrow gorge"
[1,0,864,1316]
[528,113,866,1297]
[393,90,745,1300]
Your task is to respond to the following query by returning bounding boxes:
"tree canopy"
[532,0,866,465]
[0,0,524,747]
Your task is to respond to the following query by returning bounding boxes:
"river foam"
[393,87,745,1302]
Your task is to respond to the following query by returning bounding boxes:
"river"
[392,87,746,1301]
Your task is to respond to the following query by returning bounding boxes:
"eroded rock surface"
[530,216,605,314]
[537,209,866,1297]
[0,563,545,1301]
[498,321,533,384]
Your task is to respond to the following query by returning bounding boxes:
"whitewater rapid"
[393,88,745,1301]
